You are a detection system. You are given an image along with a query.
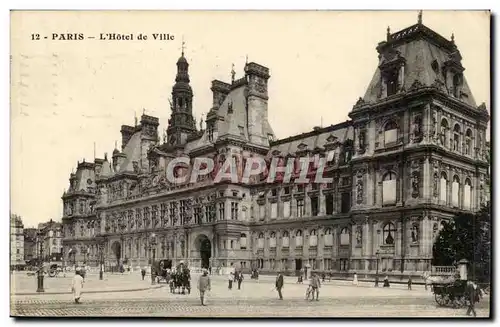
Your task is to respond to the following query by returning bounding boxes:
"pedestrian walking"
[466,281,479,317]
[309,273,321,301]
[141,267,146,280]
[275,271,284,300]
[228,263,235,290]
[237,271,244,290]
[197,269,211,306]
[407,276,412,290]
[71,268,84,304]
[352,272,359,286]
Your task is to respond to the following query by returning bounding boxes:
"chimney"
[120,125,135,150]
[210,80,231,110]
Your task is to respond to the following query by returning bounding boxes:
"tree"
[432,205,491,284]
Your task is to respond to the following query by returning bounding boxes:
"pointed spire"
[231,63,236,83]
[181,35,185,57]
[418,10,423,25]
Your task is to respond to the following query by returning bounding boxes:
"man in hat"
[71,267,84,304]
[275,271,284,300]
[197,269,211,306]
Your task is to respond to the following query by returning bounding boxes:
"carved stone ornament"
[411,171,420,198]
[354,97,366,107]
[356,179,364,204]
[409,79,424,91]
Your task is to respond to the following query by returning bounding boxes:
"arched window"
[295,230,303,247]
[258,232,264,249]
[464,179,472,210]
[465,129,473,155]
[440,172,448,203]
[383,223,396,245]
[340,227,350,246]
[270,232,277,248]
[282,231,290,248]
[384,121,398,145]
[382,172,397,205]
[309,229,318,247]
[452,175,460,207]
[324,228,333,246]
[440,119,449,147]
[453,124,461,152]
[240,233,247,249]
[230,240,234,249]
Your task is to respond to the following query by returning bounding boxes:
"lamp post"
[375,250,380,287]
[149,233,157,285]
[36,231,45,292]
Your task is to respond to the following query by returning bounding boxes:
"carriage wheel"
[434,293,447,306]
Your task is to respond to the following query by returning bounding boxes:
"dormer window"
[384,120,398,146]
[452,73,463,98]
[386,70,399,96]
[267,133,274,143]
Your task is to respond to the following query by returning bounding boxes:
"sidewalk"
[11,271,163,296]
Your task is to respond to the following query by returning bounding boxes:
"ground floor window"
[339,258,349,271]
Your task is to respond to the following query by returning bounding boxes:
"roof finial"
[245,54,248,65]
[181,35,185,56]
[200,113,204,130]
[134,111,138,126]
[231,63,236,83]
[143,108,146,115]
[115,140,117,149]
[418,10,423,25]
[451,33,455,43]
[387,26,391,40]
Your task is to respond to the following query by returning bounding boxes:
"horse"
[170,266,191,294]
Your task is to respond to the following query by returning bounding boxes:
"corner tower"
[167,49,197,146]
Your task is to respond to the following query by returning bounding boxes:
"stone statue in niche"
[431,111,437,138]
[356,226,362,245]
[358,129,366,154]
[413,116,423,142]
[411,172,420,198]
[411,224,419,243]
[433,173,439,197]
[356,179,363,204]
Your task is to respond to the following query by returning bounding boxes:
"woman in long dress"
[71,268,84,304]
[352,272,359,286]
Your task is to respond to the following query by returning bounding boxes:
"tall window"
[464,178,472,210]
[309,229,318,247]
[205,204,215,223]
[258,233,264,249]
[465,129,472,155]
[270,232,277,248]
[194,207,202,224]
[453,124,461,152]
[386,70,399,96]
[326,194,334,215]
[296,199,305,217]
[271,202,278,219]
[231,202,238,220]
[169,202,177,226]
[218,203,225,220]
[452,175,460,207]
[440,119,449,148]
[240,233,247,249]
[340,228,350,245]
[384,121,398,145]
[282,231,290,247]
[310,197,319,216]
[382,172,397,205]
[341,192,351,213]
[324,228,333,246]
[283,201,291,218]
[259,205,265,220]
[295,230,303,247]
[440,172,448,204]
[383,223,396,245]
[179,200,187,225]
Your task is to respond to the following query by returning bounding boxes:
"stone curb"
[13,284,164,296]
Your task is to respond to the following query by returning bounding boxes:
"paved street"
[10,273,490,317]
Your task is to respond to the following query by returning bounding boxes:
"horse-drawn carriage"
[429,264,476,308]
[154,259,173,284]
[169,262,191,295]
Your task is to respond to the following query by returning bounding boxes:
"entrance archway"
[111,241,121,266]
[195,235,212,269]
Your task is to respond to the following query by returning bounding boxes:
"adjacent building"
[10,214,25,270]
[38,220,64,262]
[61,16,490,276]
[23,228,38,265]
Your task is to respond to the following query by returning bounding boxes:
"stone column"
[363,219,370,270]
[319,187,326,215]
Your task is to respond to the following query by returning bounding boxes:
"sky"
[10,10,490,228]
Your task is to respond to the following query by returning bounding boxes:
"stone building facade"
[10,214,25,269]
[61,18,489,275]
